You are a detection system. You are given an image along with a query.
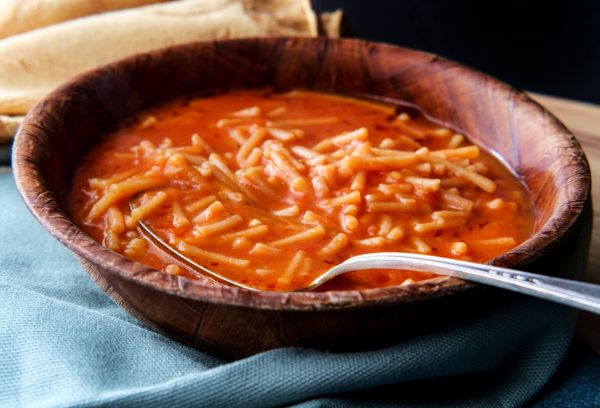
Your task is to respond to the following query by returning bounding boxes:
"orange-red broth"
[69,90,534,291]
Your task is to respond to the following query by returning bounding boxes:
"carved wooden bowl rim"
[12,37,591,311]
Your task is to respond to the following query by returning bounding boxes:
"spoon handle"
[317,252,600,314]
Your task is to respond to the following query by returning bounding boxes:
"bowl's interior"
[13,37,590,309]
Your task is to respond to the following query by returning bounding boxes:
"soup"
[68,90,534,291]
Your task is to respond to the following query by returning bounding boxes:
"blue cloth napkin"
[530,340,600,407]
[0,167,588,407]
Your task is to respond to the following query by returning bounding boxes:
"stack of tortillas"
[0,0,342,142]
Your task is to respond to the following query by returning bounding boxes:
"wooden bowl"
[13,38,592,358]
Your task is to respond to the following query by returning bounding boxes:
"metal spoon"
[309,252,600,314]
[134,216,600,314]
[136,217,261,291]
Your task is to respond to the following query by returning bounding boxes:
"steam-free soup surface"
[69,90,534,291]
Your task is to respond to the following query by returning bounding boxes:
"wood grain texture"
[530,93,600,282]
[530,93,600,355]
[12,38,592,358]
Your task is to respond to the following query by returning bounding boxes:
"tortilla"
[319,10,344,38]
[0,0,318,116]
[0,115,23,143]
[0,0,168,40]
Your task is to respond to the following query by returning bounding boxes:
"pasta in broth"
[69,90,534,291]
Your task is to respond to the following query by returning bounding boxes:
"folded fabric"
[0,169,578,407]
[530,340,600,407]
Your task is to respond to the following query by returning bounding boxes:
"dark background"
[313,0,600,104]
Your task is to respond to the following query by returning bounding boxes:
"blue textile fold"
[0,168,583,407]
[531,348,600,408]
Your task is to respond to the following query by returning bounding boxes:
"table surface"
[529,93,600,355]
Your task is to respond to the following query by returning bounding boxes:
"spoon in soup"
[133,212,600,315]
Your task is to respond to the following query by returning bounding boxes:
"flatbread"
[319,10,344,38]
[0,115,23,143]
[0,0,318,115]
[0,0,169,40]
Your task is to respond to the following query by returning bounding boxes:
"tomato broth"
[69,90,534,291]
